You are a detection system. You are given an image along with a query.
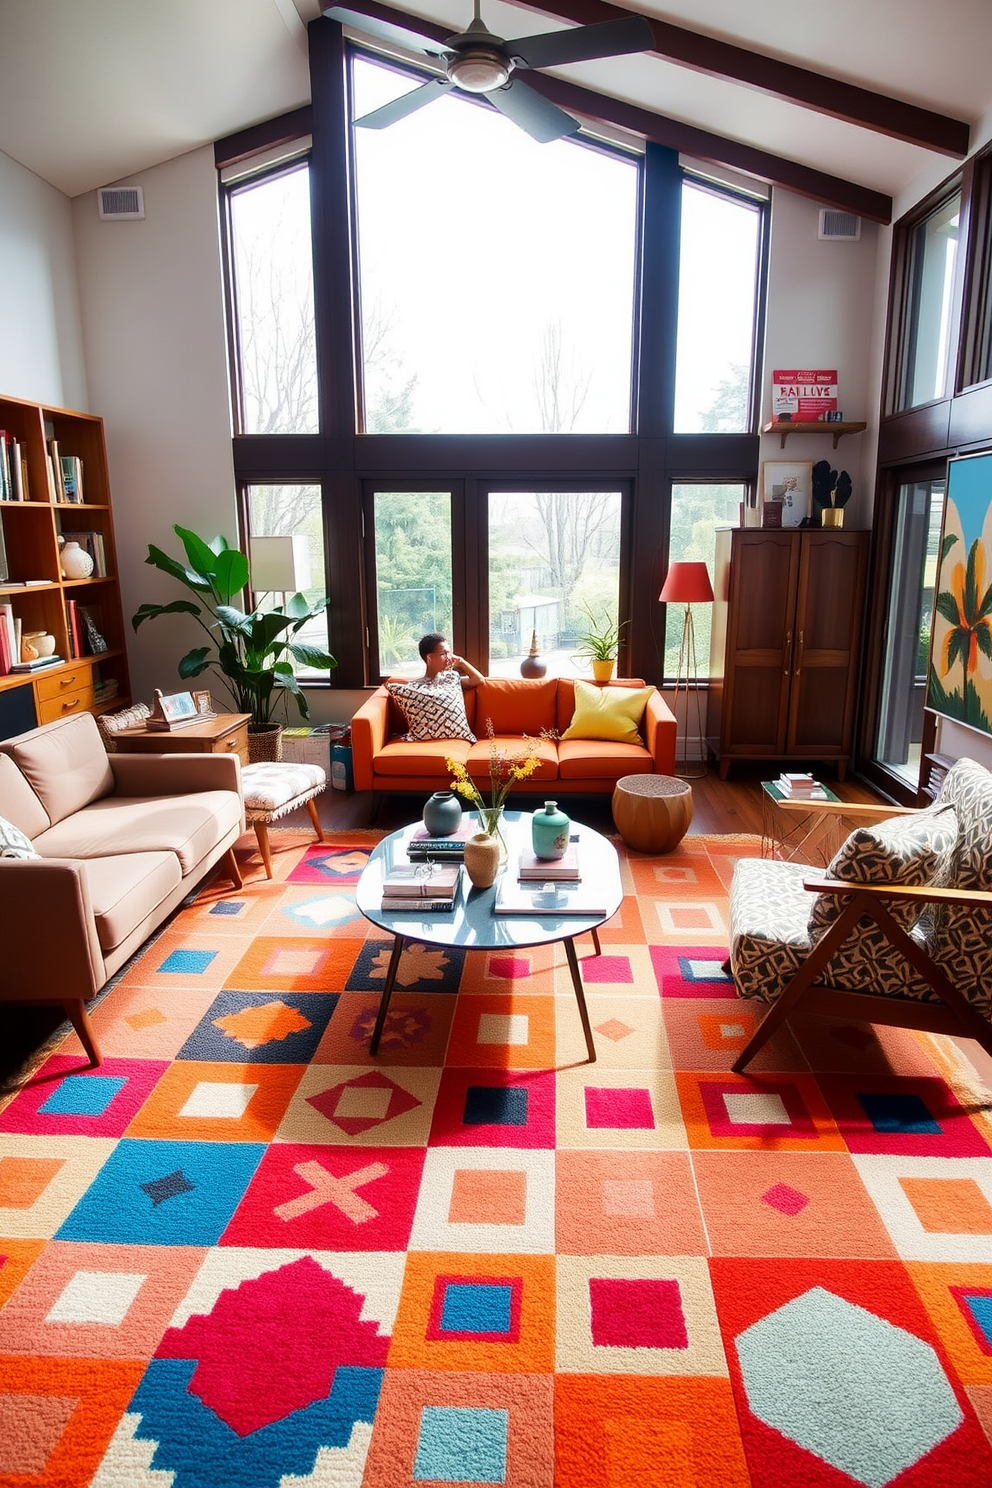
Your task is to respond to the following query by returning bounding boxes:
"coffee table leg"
[564,936,597,1064]
[590,927,602,956]
[370,935,405,1055]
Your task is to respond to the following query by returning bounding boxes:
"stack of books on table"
[381,863,461,912]
[407,822,475,860]
[518,844,580,882]
[494,878,607,917]
[775,772,827,800]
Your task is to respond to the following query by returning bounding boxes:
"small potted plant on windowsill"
[132,525,336,762]
[573,606,627,682]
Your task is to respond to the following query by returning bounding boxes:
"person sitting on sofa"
[419,632,485,690]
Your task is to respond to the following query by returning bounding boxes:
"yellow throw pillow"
[562,681,653,744]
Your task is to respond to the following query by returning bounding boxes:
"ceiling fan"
[323,1,655,142]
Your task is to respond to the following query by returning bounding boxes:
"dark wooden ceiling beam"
[510,0,970,157]
[326,3,891,222]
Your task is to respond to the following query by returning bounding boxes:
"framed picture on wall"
[926,450,992,740]
[761,461,812,527]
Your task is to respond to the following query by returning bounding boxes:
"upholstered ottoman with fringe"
[241,761,326,878]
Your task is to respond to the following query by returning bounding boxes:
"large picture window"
[368,491,454,677]
[664,483,747,677]
[227,163,318,435]
[351,55,639,436]
[674,181,762,433]
[487,490,622,677]
[894,187,961,411]
[245,483,329,677]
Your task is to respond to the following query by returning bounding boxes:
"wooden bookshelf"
[0,393,130,731]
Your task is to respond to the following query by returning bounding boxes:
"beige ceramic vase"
[591,658,615,682]
[463,832,502,889]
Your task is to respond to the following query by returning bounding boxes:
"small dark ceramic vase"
[532,800,570,860]
[423,790,463,836]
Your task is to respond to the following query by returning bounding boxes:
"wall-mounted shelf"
[762,420,867,449]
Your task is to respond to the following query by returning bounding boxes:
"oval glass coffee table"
[355,811,623,1063]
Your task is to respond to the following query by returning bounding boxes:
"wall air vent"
[97,186,144,220]
[818,208,861,241]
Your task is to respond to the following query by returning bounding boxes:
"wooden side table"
[611,774,694,853]
[110,712,252,766]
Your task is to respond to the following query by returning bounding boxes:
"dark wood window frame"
[221,18,768,689]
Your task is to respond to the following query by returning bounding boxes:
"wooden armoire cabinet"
[706,527,869,779]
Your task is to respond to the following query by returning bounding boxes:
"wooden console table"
[111,712,251,766]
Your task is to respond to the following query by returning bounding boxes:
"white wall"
[72,147,239,706]
[760,189,881,528]
[0,148,87,409]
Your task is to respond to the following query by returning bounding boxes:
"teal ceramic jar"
[423,790,463,836]
[532,800,570,860]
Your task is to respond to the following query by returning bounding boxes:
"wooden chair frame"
[732,877,992,1073]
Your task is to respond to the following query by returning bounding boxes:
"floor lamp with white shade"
[659,561,714,779]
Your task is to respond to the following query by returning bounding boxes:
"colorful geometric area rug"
[2,829,992,1488]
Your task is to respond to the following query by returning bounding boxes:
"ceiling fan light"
[448,49,509,92]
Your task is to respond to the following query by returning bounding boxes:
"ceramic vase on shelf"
[60,540,94,579]
[591,658,615,683]
[532,800,569,860]
[423,789,462,836]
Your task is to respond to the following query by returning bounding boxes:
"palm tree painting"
[927,452,992,737]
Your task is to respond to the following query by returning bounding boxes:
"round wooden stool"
[611,773,693,853]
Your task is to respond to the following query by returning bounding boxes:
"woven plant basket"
[247,724,283,763]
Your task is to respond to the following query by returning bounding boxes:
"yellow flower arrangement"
[445,721,540,836]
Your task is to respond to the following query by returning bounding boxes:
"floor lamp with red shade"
[659,561,714,779]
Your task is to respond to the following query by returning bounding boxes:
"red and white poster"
[772,369,838,421]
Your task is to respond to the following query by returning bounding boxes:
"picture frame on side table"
[762,460,812,527]
[192,690,216,718]
[147,688,201,731]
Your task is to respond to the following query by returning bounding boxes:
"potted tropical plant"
[573,605,627,682]
[132,526,336,761]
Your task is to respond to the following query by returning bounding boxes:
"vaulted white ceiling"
[1,0,990,212]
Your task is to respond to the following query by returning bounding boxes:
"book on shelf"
[0,511,7,583]
[60,455,83,504]
[0,431,12,501]
[10,441,25,501]
[47,440,66,502]
[9,655,63,673]
[493,879,607,917]
[66,530,106,576]
[518,844,580,881]
[381,864,461,899]
[65,599,83,660]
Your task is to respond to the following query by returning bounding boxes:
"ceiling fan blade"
[509,14,654,70]
[487,79,581,143]
[322,5,445,57]
[354,77,454,129]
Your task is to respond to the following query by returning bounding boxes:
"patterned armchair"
[728,757,992,1072]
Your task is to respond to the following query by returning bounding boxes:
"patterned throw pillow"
[0,813,40,860]
[386,676,476,743]
[808,805,958,937]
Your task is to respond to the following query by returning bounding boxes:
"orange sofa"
[351,676,676,798]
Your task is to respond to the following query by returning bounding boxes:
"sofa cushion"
[474,678,558,737]
[0,754,50,840]
[931,757,992,1018]
[557,740,653,780]
[562,680,653,744]
[386,676,476,742]
[465,735,559,782]
[0,812,40,860]
[83,851,183,953]
[555,677,650,734]
[374,739,473,777]
[808,805,958,937]
[3,713,114,826]
[32,790,242,875]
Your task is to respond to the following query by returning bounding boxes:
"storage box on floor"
[281,726,353,790]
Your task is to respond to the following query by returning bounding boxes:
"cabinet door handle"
[795,629,804,674]
[784,629,792,677]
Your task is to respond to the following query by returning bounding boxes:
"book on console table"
[774,773,825,798]
[382,864,461,898]
[518,845,580,881]
[494,879,606,917]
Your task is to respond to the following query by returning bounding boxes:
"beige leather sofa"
[0,712,245,1067]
